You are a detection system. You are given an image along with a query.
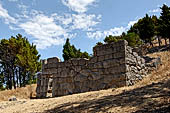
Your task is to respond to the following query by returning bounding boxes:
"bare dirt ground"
[0,51,170,113]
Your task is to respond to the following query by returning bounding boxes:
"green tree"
[62,38,76,61]
[62,38,90,61]
[129,14,155,46]
[158,4,170,45]
[104,35,122,44]
[152,15,162,47]
[0,34,41,89]
[124,32,142,47]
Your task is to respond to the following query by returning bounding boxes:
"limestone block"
[106,48,113,54]
[74,74,88,82]
[103,75,113,83]
[70,69,76,77]
[104,68,110,75]
[89,57,97,63]
[94,62,103,68]
[65,77,74,83]
[53,73,60,78]
[61,71,69,77]
[75,66,82,72]
[132,52,138,58]
[141,58,145,64]
[81,86,90,92]
[72,60,79,66]
[119,58,126,64]
[103,60,110,68]
[119,64,126,73]
[88,72,102,80]
[87,63,94,69]
[43,64,48,69]
[108,67,117,74]
[97,83,106,90]
[47,57,60,64]
[60,83,69,90]
[80,69,92,76]
[48,63,57,68]
[51,68,58,74]
[98,69,105,75]
[88,81,98,90]
[57,68,62,73]
[58,62,65,68]
[65,62,71,67]
[98,56,105,62]
[79,59,88,66]
[104,54,112,60]
[91,68,98,72]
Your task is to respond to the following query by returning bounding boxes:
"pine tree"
[158,4,170,45]
[62,38,90,61]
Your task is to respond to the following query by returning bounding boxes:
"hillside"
[0,50,170,113]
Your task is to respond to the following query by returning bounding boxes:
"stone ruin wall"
[36,40,148,98]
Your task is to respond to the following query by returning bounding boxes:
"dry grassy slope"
[0,51,170,113]
[0,84,37,102]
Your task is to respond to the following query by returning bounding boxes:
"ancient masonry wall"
[36,40,147,98]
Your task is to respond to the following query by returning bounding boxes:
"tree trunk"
[12,67,16,89]
[158,36,162,47]
[16,68,19,87]
[9,73,12,90]
[165,38,167,45]
[19,67,22,87]
[150,41,154,47]
[23,70,26,87]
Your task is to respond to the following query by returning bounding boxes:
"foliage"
[0,34,41,89]
[104,35,122,44]
[128,14,155,46]
[63,38,90,61]
[95,42,103,47]
[158,4,170,43]
[124,32,142,47]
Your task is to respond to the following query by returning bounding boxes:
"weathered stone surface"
[36,40,159,98]
[74,74,88,82]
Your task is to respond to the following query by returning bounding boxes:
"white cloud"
[87,31,103,40]
[149,8,161,13]
[0,4,17,24]
[61,0,96,13]
[127,20,138,29]
[71,14,101,31]
[8,0,18,2]
[19,14,70,49]
[0,2,101,49]
[17,4,29,18]
[87,20,138,40]
[52,13,101,31]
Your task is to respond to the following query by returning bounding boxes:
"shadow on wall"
[41,79,170,113]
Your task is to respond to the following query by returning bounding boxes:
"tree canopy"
[0,34,41,90]
[62,38,90,61]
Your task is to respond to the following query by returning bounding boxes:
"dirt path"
[0,78,170,113]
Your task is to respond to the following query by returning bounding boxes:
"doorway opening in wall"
[47,78,53,97]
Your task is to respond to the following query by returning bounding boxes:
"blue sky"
[0,0,169,60]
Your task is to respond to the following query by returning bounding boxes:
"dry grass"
[0,84,36,101]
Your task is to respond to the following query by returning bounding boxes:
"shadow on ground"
[147,45,170,54]
[41,79,170,113]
